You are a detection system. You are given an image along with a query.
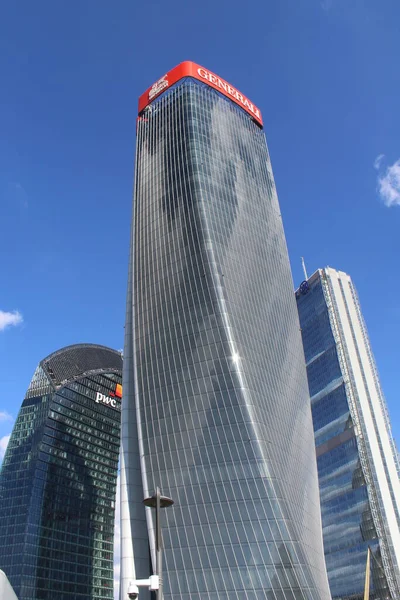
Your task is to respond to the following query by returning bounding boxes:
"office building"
[0,344,122,600]
[121,61,331,600]
[296,267,400,599]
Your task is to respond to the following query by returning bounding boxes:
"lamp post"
[127,488,173,600]
[143,487,174,600]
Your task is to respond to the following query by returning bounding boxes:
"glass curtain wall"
[0,344,122,600]
[297,271,399,600]
[122,78,331,600]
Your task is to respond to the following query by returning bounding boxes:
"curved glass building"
[121,62,331,600]
[297,268,400,600]
[0,344,122,600]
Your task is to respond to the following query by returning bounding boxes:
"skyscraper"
[0,344,122,600]
[121,61,331,600]
[296,267,400,600]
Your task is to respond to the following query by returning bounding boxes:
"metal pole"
[364,547,370,600]
[301,256,309,280]
[143,489,173,600]
[156,487,162,600]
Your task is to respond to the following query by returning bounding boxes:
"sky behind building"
[0,0,399,506]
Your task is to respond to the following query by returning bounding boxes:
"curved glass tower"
[297,268,400,600]
[0,344,122,600]
[121,62,331,600]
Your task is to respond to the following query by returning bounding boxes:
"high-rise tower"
[296,267,400,599]
[121,61,331,600]
[0,344,122,600]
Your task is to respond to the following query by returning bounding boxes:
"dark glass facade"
[0,344,122,600]
[121,70,331,600]
[296,269,400,600]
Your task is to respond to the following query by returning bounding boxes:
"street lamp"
[127,487,174,600]
[144,488,174,600]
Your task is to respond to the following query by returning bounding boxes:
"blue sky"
[0,0,399,562]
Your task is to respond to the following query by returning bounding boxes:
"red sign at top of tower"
[138,61,263,127]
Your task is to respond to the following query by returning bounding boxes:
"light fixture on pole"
[143,488,174,600]
[127,487,173,600]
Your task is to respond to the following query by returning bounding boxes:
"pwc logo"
[95,384,122,409]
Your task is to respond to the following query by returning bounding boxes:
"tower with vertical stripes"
[297,267,400,599]
[121,62,331,600]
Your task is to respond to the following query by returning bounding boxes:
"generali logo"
[95,383,122,409]
[197,67,261,121]
[149,74,168,100]
[138,61,263,127]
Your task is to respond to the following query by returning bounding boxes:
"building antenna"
[301,257,308,280]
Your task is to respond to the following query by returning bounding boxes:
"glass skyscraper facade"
[296,268,400,600]
[121,61,331,600]
[0,344,122,600]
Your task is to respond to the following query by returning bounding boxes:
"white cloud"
[114,472,121,600]
[0,411,13,422]
[374,154,385,170]
[0,310,23,331]
[377,158,400,207]
[8,181,29,209]
[0,434,11,460]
